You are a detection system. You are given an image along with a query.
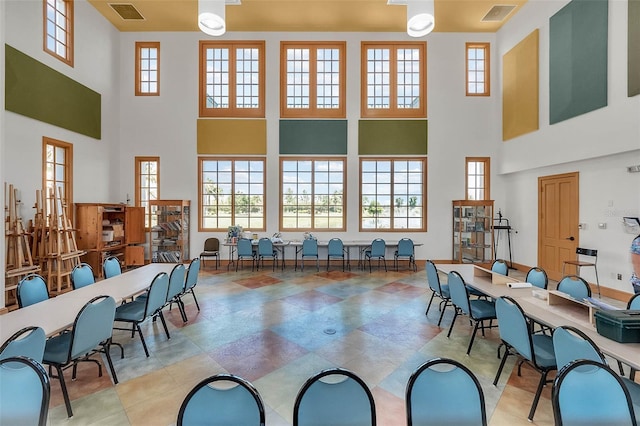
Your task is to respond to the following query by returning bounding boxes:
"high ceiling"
[88,0,527,33]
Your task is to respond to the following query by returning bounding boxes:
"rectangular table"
[223,241,289,270]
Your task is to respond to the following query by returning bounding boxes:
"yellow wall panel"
[502,30,539,141]
[197,119,267,154]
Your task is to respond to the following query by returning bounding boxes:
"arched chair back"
[17,274,49,308]
[553,359,637,426]
[236,238,256,271]
[300,238,319,272]
[103,256,122,279]
[327,238,346,271]
[166,263,187,322]
[491,259,509,276]
[0,326,46,363]
[628,293,640,309]
[294,368,376,426]
[424,260,450,326]
[557,275,591,300]
[525,267,548,289]
[0,356,50,426]
[552,325,605,370]
[406,357,487,426]
[447,271,471,316]
[71,262,95,289]
[177,374,266,426]
[200,237,220,269]
[394,238,416,271]
[365,238,387,272]
[257,238,278,271]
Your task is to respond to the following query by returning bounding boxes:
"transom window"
[280,158,346,231]
[466,157,490,200]
[135,157,160,228]
[466,43,490,96]
[135,42,160,96]
[361,42,426,118]
[43,0,74,66]
[199,41,265,117]
[43,137,73,219]
[199,158,266,231]
[280,42,346,118]
[360,158,426,231]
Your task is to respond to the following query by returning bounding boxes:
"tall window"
[43,0,73,66]
[360,158,426,231]
[135,42,160,96]
[199,41,265,117]
[466,157,490,200]
[280,42,346,118]
[135,157,160,228]
[199,158,266,231]
[466,43,490,96]
[281,158,346,231]
[43,137,73,218]
[361,42,426,118]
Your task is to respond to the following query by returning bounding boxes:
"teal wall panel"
[5,44,101,139]
[549,0,608,124]
[358,120,427,155]
[279,120,347,154]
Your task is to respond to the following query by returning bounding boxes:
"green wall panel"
[630,0,640,97]
[549,0,608,125]
[5,44,101,139]
[279,120,347,154]
[358,120,427,155]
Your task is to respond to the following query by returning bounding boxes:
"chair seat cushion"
[531,334,556,368]
[43,332,72,364]
[200,251,219,256]
[115,299,146,321]
[469,299,496,320]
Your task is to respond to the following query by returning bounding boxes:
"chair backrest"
[17,274,49,308]
[103,256,122,279]
[370,239,386,257]
[0,326,46,364]
[167,264,186,302]
[0,356,50,426]
[552,326,605,370]
[552,359,637,426]
[70,295,117,360]
[204,237,220,252]
[397,238,414,256]
[525,267,548,289]
[447,271,471,315]
[491,259,508,276]
[71,262,95,289]
[177,374,266,426]
[628,293,640,309]
[495,296,533,361]
[406,358,487,426]
[557,275,591,300]
[237,238,254,257]
[576,247,598,261]
[258,238,274,256]
[302,239,318,256]
[184,258,201,292]
[327,238,344,257]
[143,273,170,318]
[425,260,444,295]
[294,368,376,426]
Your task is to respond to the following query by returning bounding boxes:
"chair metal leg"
[103,341,119,384]
[136,323,150,357]
[190,289,201,311]
[437,301,449,327]
[493,347,510,386]
[528,370,549,421]
[158,311,170,339]
[55,364,74,417]
[467,321,481,354]
[425,291,436,316]
[447,309,459,338]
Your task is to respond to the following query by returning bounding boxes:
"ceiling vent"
[481,5,516,22]
[109,3,145,20]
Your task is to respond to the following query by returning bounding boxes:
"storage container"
[102,230,114,242]
[594,310,640,343]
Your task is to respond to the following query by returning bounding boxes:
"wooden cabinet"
[149,200,190,263]
[75,204,145,277]
[452,200,494,264]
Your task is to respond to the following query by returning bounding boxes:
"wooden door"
[538,172,579,282]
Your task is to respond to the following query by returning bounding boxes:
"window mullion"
[309,48,318,116]
[390,48,398,115]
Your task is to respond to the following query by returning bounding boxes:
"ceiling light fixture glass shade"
[407,0,435,37]
[199,0,226,36]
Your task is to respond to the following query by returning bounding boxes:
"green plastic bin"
[594,310,640,343]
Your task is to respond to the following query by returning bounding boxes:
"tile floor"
[46,262,560,425]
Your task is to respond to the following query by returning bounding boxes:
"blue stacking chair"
[553,359,637,426]
[394,238,416,271]
[103,256,122,279]
[525,267,549,289]
[17,274,49,308]
[257,238,278,271]
[294,368,376,426]
[327,238,347,271]
[165,263,187,322]
[179,258,201,320]
[0,326,46,363]
[71,262,96,289]
[177,374,266,426]
[424,260,451,327]
[43,295,118,418]
[493,296,556,421]
[446,270,496,355]
[406,358,487,426]
[364,238,386,272]
[236,238,256,271]
[557,275,591,300]
[300,238,319,272]
[0,356,50,426]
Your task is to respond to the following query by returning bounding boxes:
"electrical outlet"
[617,273,623,280]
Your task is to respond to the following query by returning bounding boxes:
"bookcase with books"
[149,200,190,263]
[452,200,494,264]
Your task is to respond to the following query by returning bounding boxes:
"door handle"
[566,236,575,241]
